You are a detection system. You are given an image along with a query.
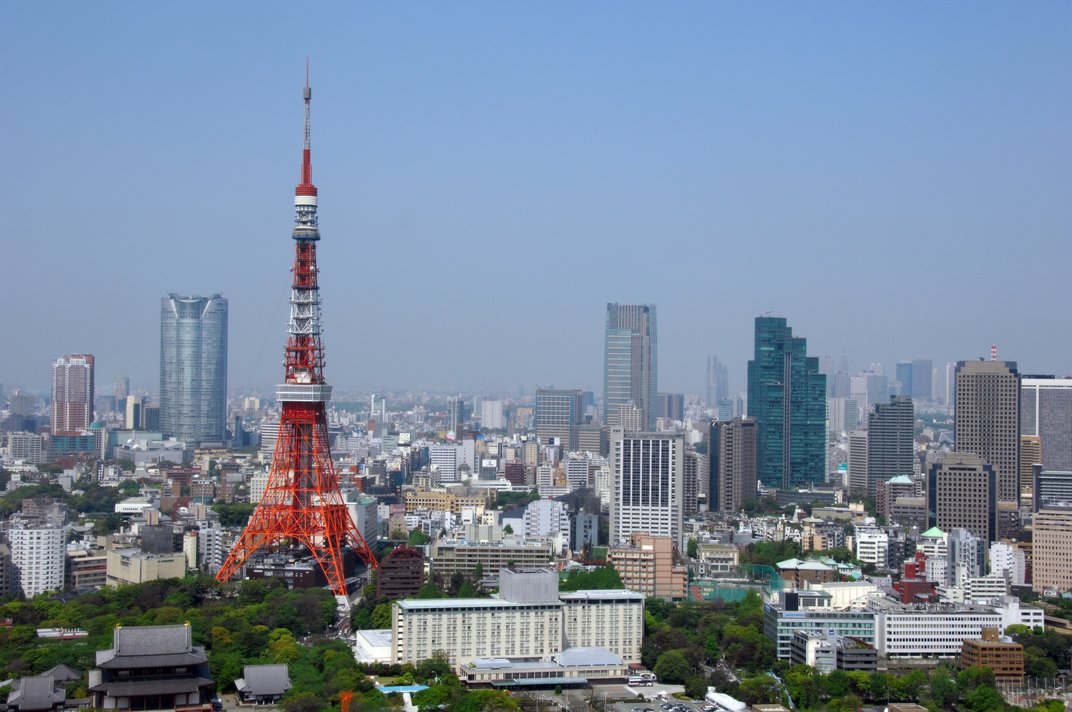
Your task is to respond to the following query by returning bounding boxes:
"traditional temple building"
[89,623,213,710]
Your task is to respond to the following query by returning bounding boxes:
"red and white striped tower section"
[217,72,377,596]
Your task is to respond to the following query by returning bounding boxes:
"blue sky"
[2,3,1070,397]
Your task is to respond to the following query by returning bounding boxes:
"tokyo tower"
[216,71,378,596]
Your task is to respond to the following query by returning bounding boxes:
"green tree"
[370,603,393,629]
[684,674,708,699]
[827,693,863,712]
[417,582,442,599]
[687,538,698,559]
[957,666,996,695]
[407,529,431,546]
[964,684,1005,712]
[737,675,780,705]
[653,649,692,684]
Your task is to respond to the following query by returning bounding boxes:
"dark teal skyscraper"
[747,316,826,489]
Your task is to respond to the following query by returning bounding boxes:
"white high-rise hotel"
[9,523,65,597]
[609,429,683,547]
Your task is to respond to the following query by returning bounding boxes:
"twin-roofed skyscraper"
[603,303,657,431]
[160,293,228,445]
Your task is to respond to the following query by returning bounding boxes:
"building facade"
[927,453,997,543]
[603,303,657,430]
[709,417,758,513]
[1032,505,1072,594]
[50,354,95,433]
[955,360,1020,508]
[608,533,687,601]
[747,316,827,489]
[609,430,683,546]
[8,523,65,597]
[535,389,583,452]
[866,396,915,496]
[160,293,228,445]
[1021,376,1072,472]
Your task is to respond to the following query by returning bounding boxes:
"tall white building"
[480,400,504,430]
[565,456,592,490]
[430,444,462,483]
[523,500,571,549]
[9,523,65,597]
[854,527,889,567]
[6,432,46,465]
[609,429,683,547]
[989,542,1026,586]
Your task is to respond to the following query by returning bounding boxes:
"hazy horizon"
[3,4,1070,398]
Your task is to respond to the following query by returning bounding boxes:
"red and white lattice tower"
[216,71,377,595]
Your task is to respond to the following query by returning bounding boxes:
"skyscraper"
[160,294,228,445]
[746,316,826,489]
[535,388,583,451]
[50,354,95,433]
[866,396,915,495]
[604,303,657,430]
[609,429,682,547]
[709,417,757,513]
[955,360,1020,506]
[1020,376,1072,472]
[912,358,933,402]
[706,356,729,409]
[896,361,913,398]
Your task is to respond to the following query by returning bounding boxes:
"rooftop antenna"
[990,343,997,361]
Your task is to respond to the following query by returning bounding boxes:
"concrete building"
[989,542,1026,586]
[106,549,187,587]
[764,591,877,660]
[9,523,65,597]
[480,400,504,431]
[376,546,424,601]
[51,354,95,433]
[865,396,914,496]
[683,449,705,515]
[608,533,686,601]
[870,598,1003,659]
[429,538,556,577]
[535,389,583,452]
[1032,467,1072,510]
[960,629,1024,682]
[709,418,758,513]
[6,432,46,465]
[402,489,485,514]
[392,568,643,668]
[955,360,1020,511]
[1021,376,1072,473]
[854,528,889,568]
[523,500,571,550]
[1032,505,1072,593]
[927,453,997,543]
[848,430,869,496]
[609,429,683,547]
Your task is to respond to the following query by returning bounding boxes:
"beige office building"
[710,417,758,512]
[955,360,1020,508]
[429,538,555,577]
[1032,505,1072,594]
[106,549,187,587]
[926,453,996,543]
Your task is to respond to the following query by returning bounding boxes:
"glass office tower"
[160,293,228,445]
[747,316,826,489]
[603,303,657,430]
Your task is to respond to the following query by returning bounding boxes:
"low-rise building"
[429,538,555,577]
[403,489,486,515]
[870,598,1003,659]
[106,549,187,587]
[459,647,629,688]
[392,568,642,669]
[234,664,292,705]
[960,629,1024,682]
[764,591,877,660]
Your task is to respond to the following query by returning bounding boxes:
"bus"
[628,674,655,686]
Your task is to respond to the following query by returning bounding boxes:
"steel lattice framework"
[216,70,377,596]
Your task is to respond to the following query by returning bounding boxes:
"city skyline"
[2,4,1071,395]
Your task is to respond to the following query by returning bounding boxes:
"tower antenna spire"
[298,59,315,195]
